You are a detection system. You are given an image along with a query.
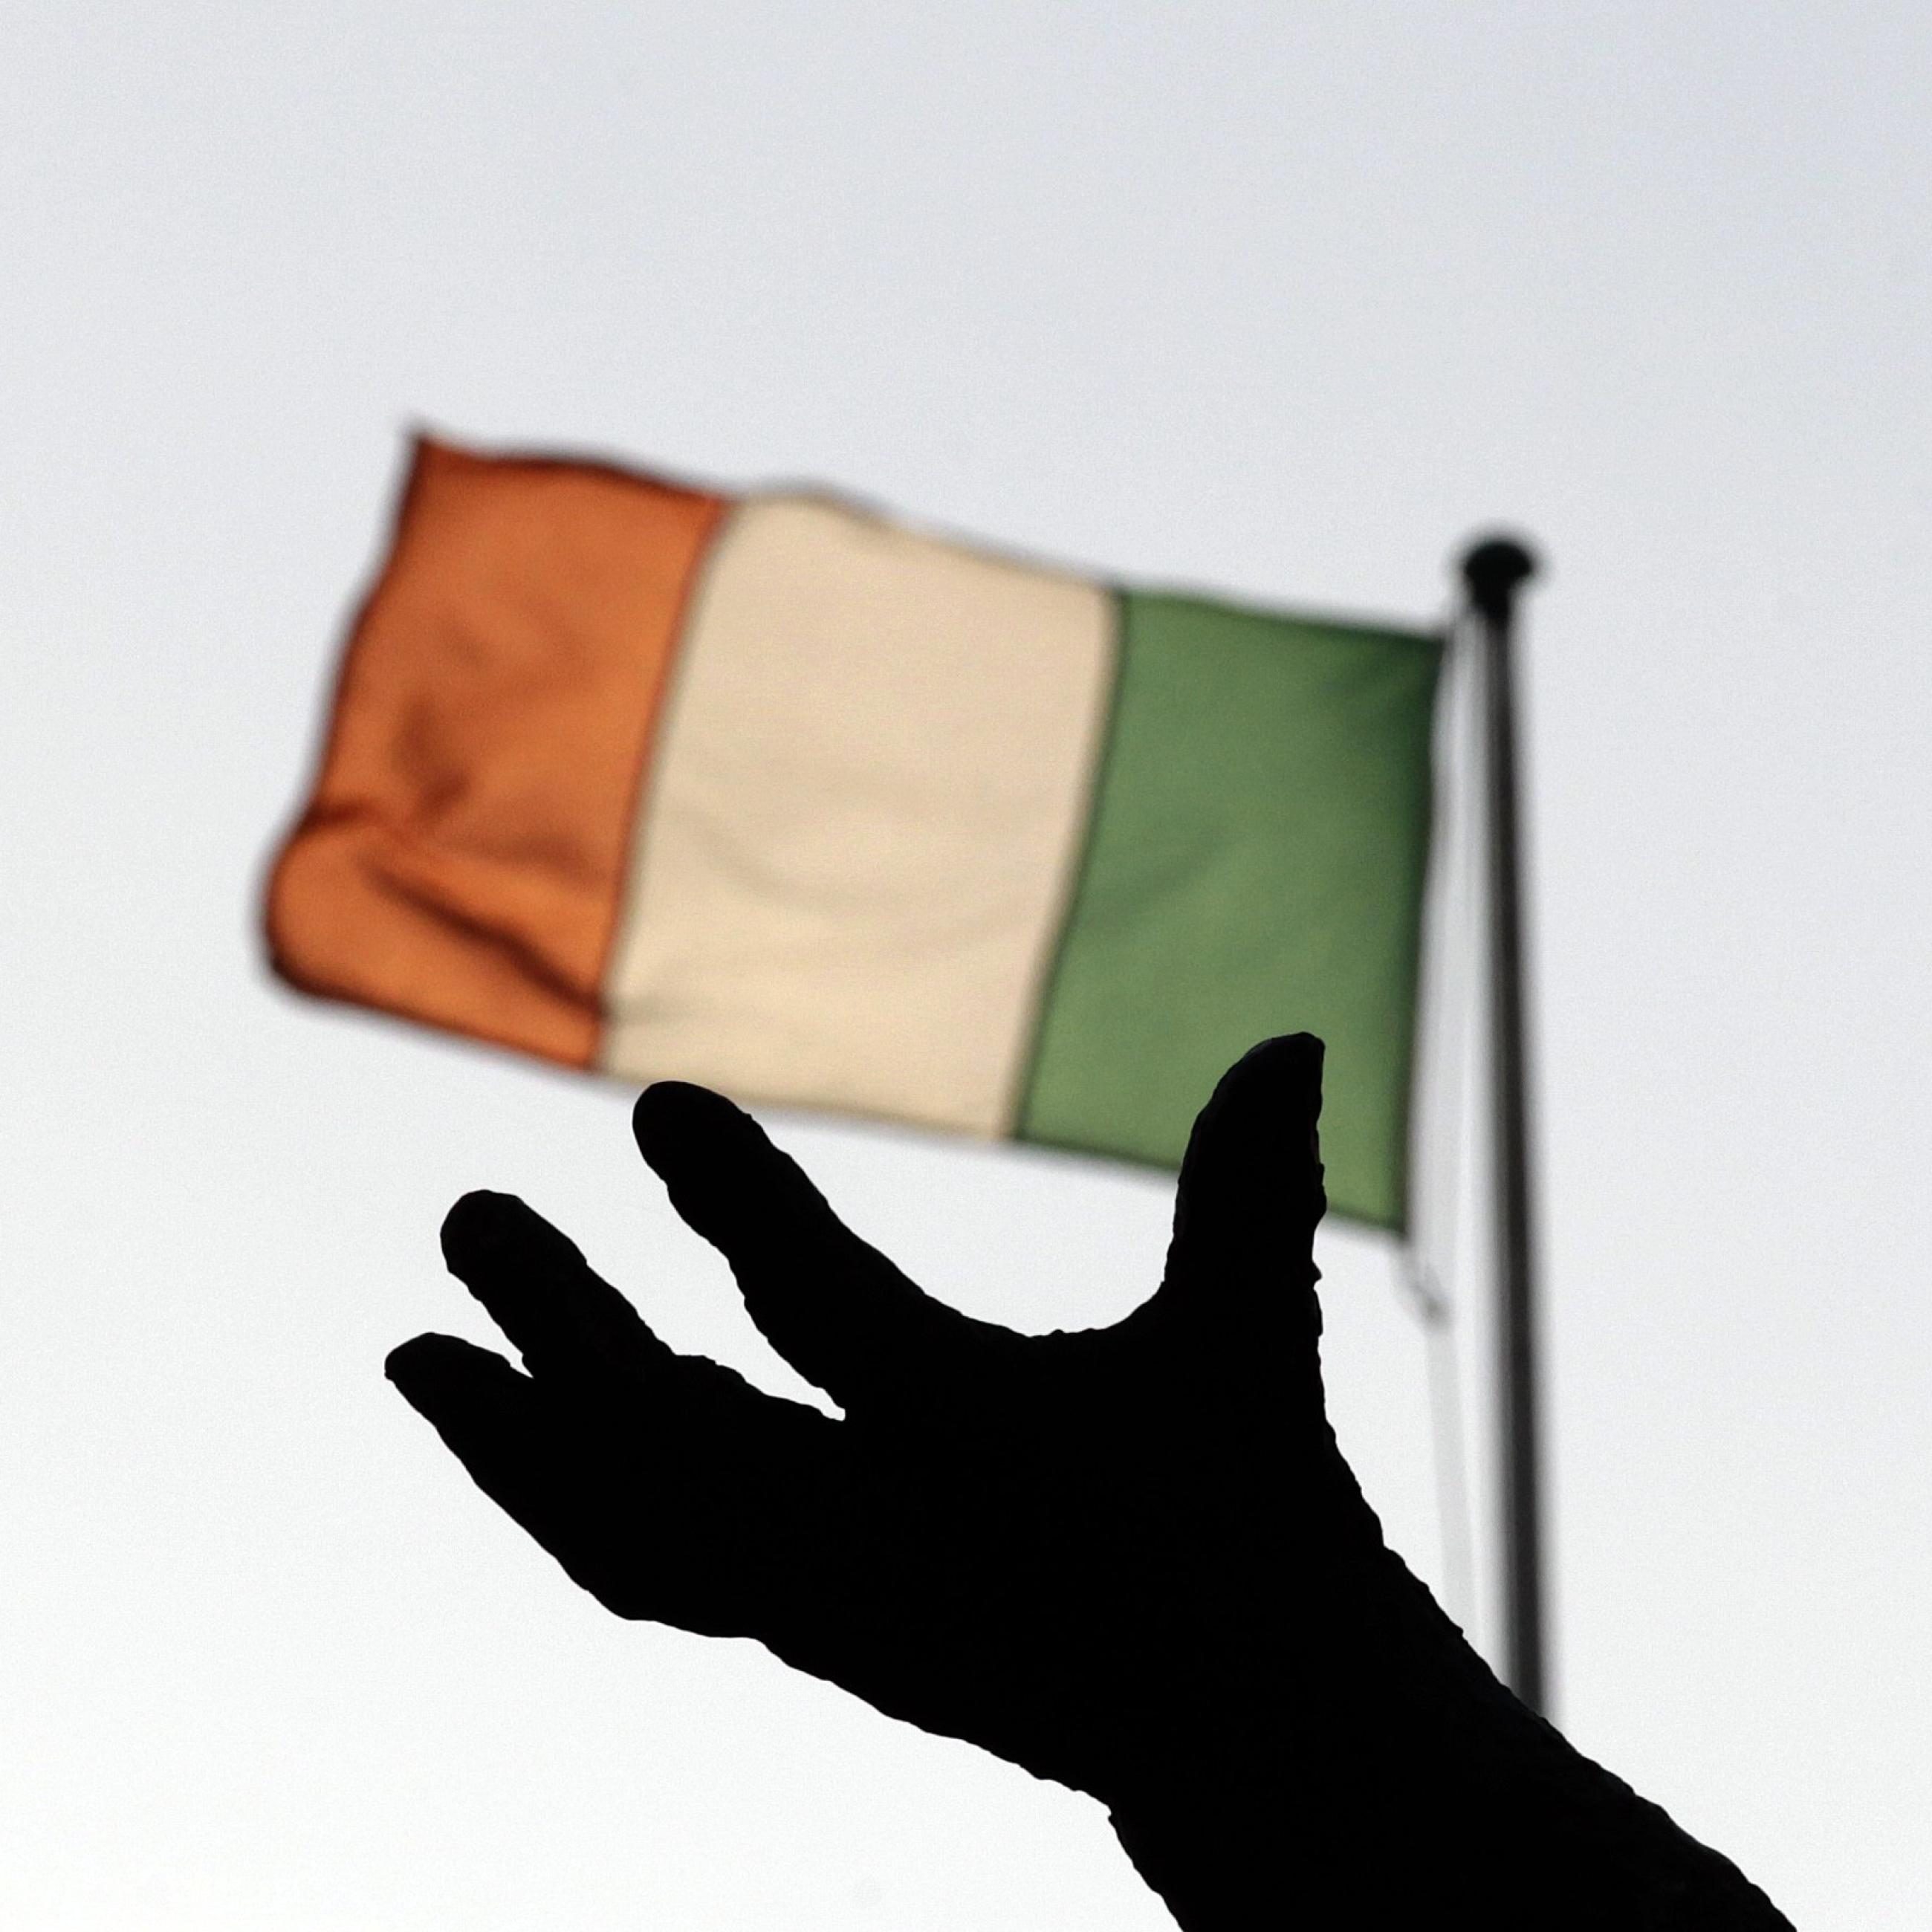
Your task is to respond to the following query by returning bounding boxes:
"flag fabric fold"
[268,436,1442,1230]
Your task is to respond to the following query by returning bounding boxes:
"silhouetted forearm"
[1106,1547,1792,1931]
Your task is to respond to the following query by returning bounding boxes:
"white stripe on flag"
[597,494,1117,1135]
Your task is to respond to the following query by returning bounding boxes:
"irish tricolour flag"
[268,438,1442,1229]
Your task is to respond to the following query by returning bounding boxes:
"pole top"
[1458,534,1540,623]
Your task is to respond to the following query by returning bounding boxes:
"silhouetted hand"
[387,1037,1791,1930]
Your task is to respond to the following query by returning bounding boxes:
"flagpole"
[1459,534,1548,1715]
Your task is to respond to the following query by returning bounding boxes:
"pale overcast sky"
[4,4,1928,1926]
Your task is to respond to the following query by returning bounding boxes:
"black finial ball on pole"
[1459,534,1539,623]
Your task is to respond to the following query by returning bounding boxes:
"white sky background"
[3,3,1928,1925]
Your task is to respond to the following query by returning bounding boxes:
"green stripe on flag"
[1014,591,1442,1231]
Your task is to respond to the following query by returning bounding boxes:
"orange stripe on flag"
[266,437,727,1068]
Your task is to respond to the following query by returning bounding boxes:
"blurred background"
[3,4,1928,1925]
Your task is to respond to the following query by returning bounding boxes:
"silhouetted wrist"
[1107,1732,1792,1929]
[1103,1554,1792,1930]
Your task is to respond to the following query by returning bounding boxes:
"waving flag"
[268,437,1442,1228]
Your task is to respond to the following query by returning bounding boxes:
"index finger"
[631,1081,1001,1415]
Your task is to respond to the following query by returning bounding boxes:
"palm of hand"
[388,1036,1382,1811]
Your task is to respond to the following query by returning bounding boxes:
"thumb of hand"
[1158,1034,1327,1323]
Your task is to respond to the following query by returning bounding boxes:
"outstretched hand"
[386,1035,1792,1931]
[386,1039,1361,1800]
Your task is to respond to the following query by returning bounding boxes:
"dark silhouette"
[387,1036,1792,1928]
